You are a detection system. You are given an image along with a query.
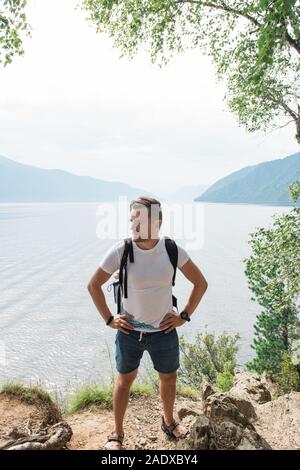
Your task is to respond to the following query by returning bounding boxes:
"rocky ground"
[1,371,300,450]
[66,394,199,450]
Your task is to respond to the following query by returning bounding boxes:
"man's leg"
[113,368,138,435]
[159,371,188,438]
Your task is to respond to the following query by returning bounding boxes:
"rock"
[237,436,260,450]
[201,374,258,420]
[204,394,253,429]
[223,395,257,421]
[177,411,271,450]
[178,372,300,450]
[177,405,271,450]
[177,415,211,450]
[255,392,300,450]
[235,426,270,450]
[189,415,211,449]
[260,372,279,399]
[213,420,243,449]
[177,388,272,450]
[135,437,148,450]
[231,370,271,404]
[177,406,200,420]
[200,380,216,401]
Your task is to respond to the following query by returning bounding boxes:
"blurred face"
[130,205,160,240]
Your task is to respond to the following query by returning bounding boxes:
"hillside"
[0,155,148,202]
[195,152,300,206]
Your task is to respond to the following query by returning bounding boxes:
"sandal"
[104,431,125,450]
[161,416,189,439]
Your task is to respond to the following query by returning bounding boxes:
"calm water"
[0,202,290,394]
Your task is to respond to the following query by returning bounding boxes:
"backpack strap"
[115,237,179,314]
[164,237,179,312]
[117,238,134,313]
[164,237,178,286]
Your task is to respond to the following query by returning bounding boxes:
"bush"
[217,363,235,392]
[178,330,240,389]
[273,353,299,396]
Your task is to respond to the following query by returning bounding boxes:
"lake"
[0,202,290,395]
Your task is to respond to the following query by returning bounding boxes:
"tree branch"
[0,422,72,451]
[285,32,300,55]
[177,1,300,55]
[263,119,295,136]
[176,0,262,27]
[261,87,299,123]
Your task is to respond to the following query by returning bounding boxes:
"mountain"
[159,184,209,202]
[194,152,300,206]
[0,155,149,202]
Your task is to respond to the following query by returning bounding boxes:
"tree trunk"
[296,109,300,146]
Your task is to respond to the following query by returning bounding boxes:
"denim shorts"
[115,328,180,374]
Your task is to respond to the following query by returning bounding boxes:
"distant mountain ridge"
[195,152,300,206]
[0,155,149,202]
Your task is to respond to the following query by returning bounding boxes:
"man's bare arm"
[87,268,134,333]
[179,258,208,317]
[87,267,114,324]
[159,258,208,332]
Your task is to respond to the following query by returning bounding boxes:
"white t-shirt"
[99,236,190,332]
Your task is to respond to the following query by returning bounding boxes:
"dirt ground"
[1,389,300,450]
[66,394,199,450]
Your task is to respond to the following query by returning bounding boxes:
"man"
[87,196,208,450]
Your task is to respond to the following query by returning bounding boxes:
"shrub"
[217,362,235,392]
[273,353,299,395]
[178,330,240,389]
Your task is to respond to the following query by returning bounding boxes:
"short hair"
[130,196,162,222]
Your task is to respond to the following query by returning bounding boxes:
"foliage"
[245,181,300,374]
[0,0,31,66]
[216,362,235,392]
[273,352,299,395]
[178,330,240,387]
[81,0,300,143]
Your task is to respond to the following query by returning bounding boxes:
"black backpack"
[107,236,178,315]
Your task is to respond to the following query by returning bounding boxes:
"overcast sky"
[0,0,298,195]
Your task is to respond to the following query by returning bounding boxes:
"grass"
[67,380,158,414]
[1,375,199,417]
[1,382,53,404]
[177,384,199,401]
[67,378,200,414]
[68,384,113,414]
[130,382,156,397]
